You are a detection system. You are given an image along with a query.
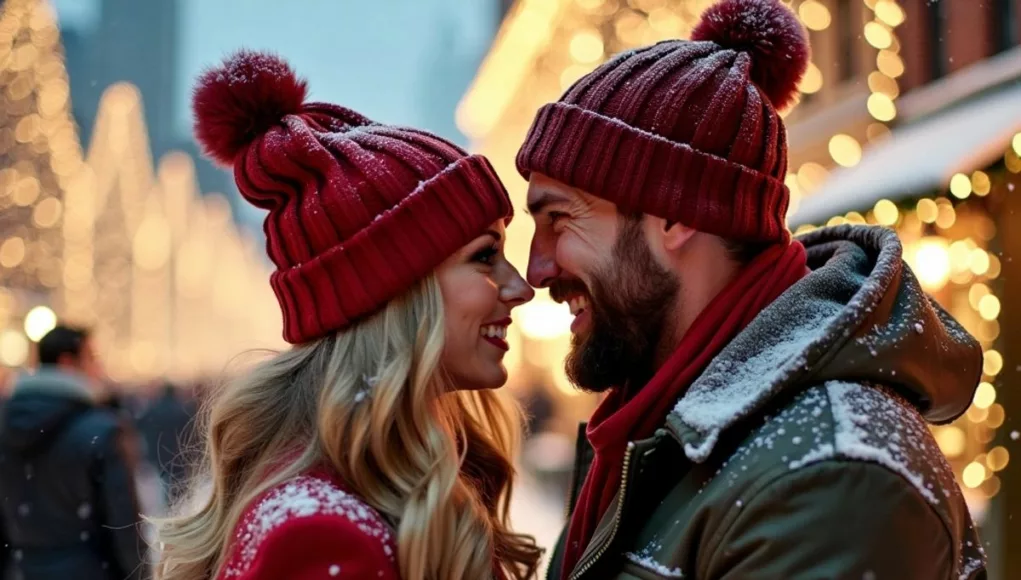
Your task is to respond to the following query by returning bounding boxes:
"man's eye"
[548,211,568,225]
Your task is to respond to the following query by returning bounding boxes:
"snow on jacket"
[546,225,986,580]
[217,470,399,580]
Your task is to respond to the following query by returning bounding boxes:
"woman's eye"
[548,211,568,226]
[472,246,498,266]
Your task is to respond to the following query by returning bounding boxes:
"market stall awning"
[790,82,1021,226]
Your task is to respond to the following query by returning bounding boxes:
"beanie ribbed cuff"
[270,154,511,343]
[516,102,789,243]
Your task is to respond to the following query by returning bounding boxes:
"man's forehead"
[526,174,590,210]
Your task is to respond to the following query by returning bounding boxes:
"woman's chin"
[453,363,508,391]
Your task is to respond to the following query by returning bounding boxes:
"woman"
[154,50,542,580]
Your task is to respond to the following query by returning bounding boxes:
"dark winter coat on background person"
[0,368,148,580]
[138,385,197,504]
[547,226,987,580]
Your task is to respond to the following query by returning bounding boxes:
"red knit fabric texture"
[516,0,809,243]
[193,51,512,344]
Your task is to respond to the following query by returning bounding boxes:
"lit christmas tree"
[0,0,86,315]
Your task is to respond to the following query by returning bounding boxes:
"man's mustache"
[549,279,589,303]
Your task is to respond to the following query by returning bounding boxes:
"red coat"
[217,470,400,580]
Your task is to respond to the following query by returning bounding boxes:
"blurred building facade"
[458,0,1021,577]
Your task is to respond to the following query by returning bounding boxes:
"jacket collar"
[668,225,981,463]
[13,366,94,403]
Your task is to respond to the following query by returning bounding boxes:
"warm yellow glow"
[988,403,1006,428]
[0,237,26,268]
[133,214,172,271]
[1007,148,1021,173]
[962,462,987,489]
[866,122,892,142]
[569,29,604,63]
[970,249,991,276]
[829,134,862,167]
[32,197,61,228]
[949,173,972,199]
[909,237,950,291]
[971,171,991,196]
[560,64,591,90]
[978,294,1000,321]
[934,426,966,458]
[984,349,1003,376]
[517,299,573,340]
[873,199,899,226]
[845,212,867,224]
[867,72,900,98]
[874,0,906,27]
[967,405,990,423]
[796,162,829,191]
[973,382,996,409]
[0,329,30,367]
[799,62,823,94]
[864,22,893,49]
[648,8,684,35]
[935,203,956,229]
[799,0,832,30]
[977,319,1000,342]
[867,92,897,121]
[877,50,905,78]
[916,199,938,223]
[13,175,40,206]
[987,446,1010,472]
[969,283,990,309]
[988,254,1002,279]
[24,305,57,342]
[827,216,847,227]
[1013,132,1021,156]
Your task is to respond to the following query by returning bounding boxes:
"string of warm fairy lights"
[795,136,1021,508]
[785,0,906,216]
[0,0,285,382]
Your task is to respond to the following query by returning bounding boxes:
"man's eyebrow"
[526,190,571,216]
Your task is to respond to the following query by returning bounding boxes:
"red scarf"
[561,241,809,577]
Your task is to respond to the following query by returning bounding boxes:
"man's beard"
[552,218,679,394]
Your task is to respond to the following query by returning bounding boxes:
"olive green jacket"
[547,226,987,580]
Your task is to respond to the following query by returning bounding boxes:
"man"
[0,326,147,580]
[519,0,986,578]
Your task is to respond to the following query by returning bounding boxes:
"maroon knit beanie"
[517,0,809,243]
[193,50,512,344]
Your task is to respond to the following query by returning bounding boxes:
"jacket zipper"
[568,441,636,580]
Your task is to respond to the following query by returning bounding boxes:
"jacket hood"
[670,225,982,462]
[1,368,93,455]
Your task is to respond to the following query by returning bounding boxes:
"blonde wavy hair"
[154,276,542,580]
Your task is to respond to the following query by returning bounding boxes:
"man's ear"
[662,220,696,252]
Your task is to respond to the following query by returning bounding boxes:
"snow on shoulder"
[222,474,395,578]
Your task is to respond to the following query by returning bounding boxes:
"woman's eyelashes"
[471,245,499,266]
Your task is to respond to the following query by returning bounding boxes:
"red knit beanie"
[193,50,512,344]
[517,0,809,243]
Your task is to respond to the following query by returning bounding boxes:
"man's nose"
[527,234,559,288]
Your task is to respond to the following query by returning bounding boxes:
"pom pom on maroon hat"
[192,50,308,167]
[691,0,809,111]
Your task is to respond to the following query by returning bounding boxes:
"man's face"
[61,338,105,386]
[526,174,679,392]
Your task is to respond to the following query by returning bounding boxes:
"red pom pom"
[692,0,809,111]
[192,50,308,167]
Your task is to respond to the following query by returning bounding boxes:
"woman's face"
[436,220,534,391]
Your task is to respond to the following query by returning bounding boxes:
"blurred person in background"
[0,325,148,580]
[137,382,197,507]
[153,51,542,580]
